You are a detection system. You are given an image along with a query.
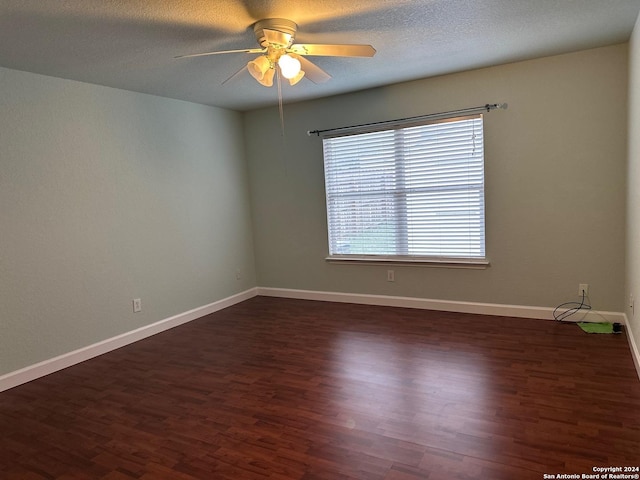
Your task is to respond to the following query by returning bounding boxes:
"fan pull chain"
[275,69,289,176]
[276,68,285,137]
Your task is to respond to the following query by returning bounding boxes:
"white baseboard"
[624,314,640,380]
[0,288,259,393]
[255,287,626,323]
[3,286,633,393]
[257,287,637,377]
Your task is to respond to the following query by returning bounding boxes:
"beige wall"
[245,44,628,311]
[627,16,640,352]
[0,41,632,378]
[0,68,256,375]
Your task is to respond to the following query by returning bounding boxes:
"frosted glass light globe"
[278,54,301,79]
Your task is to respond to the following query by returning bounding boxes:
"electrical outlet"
[387,270,395,282]
[235,269,242,280]
[578,284,589,296]
[133,298,142,313]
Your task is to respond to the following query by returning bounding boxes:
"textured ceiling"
[1,0,639,111]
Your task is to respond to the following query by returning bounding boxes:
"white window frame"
[322,114,489,268]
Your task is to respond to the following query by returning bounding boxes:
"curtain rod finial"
[486,103,508,111]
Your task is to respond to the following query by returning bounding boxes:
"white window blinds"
[322,114,485,261]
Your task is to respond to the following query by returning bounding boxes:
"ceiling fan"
[175,18,376,87]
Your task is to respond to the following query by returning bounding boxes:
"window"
[322,114,486,265]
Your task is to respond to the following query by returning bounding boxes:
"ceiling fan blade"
[175,48,263,59]
[291,54,332,84]
[263,28,292,47]
[289,44,376,57]
[222,65,248,85]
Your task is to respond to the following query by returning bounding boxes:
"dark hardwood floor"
[1,296,639,479]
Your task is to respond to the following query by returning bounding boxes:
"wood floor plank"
[1,297,639,479]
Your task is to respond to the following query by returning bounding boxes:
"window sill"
[325,255,490,270]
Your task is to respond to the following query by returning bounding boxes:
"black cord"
[553,289,592,321]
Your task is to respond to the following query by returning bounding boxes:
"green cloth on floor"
[577,322,614,334]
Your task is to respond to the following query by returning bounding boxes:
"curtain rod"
[306,103,508,137]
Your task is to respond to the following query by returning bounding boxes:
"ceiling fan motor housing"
[253,18,298,47]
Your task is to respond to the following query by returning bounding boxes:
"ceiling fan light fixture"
[257,66,275,87]
[278,54,301,79]
[177,17,376,90]
[288,70,305,86]
[247,55,272,82]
